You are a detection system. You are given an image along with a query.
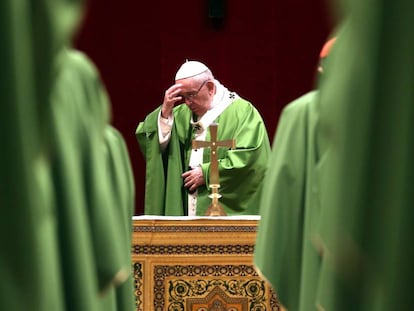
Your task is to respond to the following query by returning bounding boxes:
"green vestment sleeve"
[0,1,83,310]
[136,99,271,216]
[136,107,186,215]
[254,91,320,311]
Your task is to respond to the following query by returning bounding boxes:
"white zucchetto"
[175,60,209,81]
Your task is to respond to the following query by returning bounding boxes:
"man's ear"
[206,80,215,93]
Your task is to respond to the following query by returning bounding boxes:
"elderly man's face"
[177,78,213,117]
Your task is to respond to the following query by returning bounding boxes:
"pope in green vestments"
[136,60,271,216]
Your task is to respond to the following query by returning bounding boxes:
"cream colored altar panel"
[131,216,279,311]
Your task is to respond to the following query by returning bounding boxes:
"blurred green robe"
[136,100,271,216]
[0,1,83,310]
[254,90,322,311]
[50,49,128,311]
[315,1,414,310]
[103,125,136,311]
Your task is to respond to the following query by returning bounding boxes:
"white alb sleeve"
[158,111,174,151]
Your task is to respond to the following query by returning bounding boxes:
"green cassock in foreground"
[104,125,136,311]
[0,1,84,310]
[315,0,414,309]
[136,99,271,216]
[254,90,321,311]
[0,1,136,307]
[256,0,414,309]
[50,48,135,311]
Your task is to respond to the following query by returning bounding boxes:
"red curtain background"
[74,0,334,215]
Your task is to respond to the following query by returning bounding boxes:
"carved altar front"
[131,216,279,311]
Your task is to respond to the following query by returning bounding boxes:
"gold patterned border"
[133,262,143,311]
[132,244,254,255]
[133,225,257,233]
[152,264,279,311]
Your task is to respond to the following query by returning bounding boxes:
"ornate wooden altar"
[131,216,279,311]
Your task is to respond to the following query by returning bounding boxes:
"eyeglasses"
[180,80,209,101]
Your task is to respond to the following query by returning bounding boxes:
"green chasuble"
[0,1,83,310]
[314,0,414,310]
[136,99,271,216]
[50,48,128,311]
[103,125,136,311]
[254,91,322,311]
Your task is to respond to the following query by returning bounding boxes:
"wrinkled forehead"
[177,77,200,90]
